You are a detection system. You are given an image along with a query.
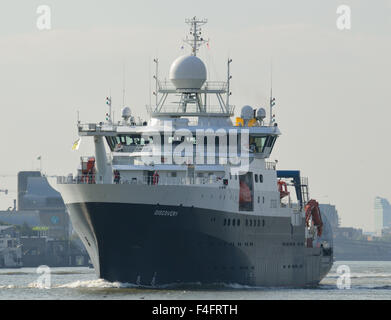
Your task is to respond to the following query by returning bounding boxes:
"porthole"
[259,175,263,183]
[255,174,258,183]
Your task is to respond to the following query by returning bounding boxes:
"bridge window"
[106,135,150,151]
[249,135,277,154]
[249,136,267,153]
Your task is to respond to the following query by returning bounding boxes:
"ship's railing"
[147,104,235,116]
[158,80,228,92]
[265,161,276,170]
[57,175,226,186]
[120,176,224,186]
[57,175,96,185]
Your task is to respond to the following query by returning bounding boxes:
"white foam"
[57,278,137,289]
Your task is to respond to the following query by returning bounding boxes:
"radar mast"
[184,17,208,56]
[147,18,234,118]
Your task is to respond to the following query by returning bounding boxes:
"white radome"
[121,107,131,120]
[169,55,207,89]
[256,108,266,121]
[241,105,254,120]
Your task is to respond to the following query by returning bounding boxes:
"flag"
[72,138,81,151]
[206,41,210,49]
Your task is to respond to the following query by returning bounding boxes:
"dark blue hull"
[67,202,332,286]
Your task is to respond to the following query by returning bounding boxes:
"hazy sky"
[0,0,390,231]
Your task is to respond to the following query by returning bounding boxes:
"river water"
[0,261,390,300]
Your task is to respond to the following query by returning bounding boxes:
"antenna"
[122,62,126,107]
[148,56,152,108]
[226,58,232,110]
[269,60,276,126]
[105,96,112,123]
[153,58,158,106]
[184,17,208,56]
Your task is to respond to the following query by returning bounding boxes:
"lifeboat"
[81,157,96,184]
[305,199,323,237]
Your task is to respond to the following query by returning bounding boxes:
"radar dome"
[169,55,207,89]
[241,105,254,120]
[256,108,266,121]
[121,107,131,120]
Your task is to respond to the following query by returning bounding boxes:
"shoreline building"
[374,197,391,236]
[0,171,89,267]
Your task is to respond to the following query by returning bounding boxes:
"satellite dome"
[241,105,254,120]
[121,106,131,120]
[169,55,207,89]
[256,108,266,121]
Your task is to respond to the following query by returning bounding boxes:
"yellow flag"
[72,138,81,151]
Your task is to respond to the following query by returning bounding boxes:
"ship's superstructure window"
[249,135,277,154]
[254,174,258,183]
[106,135,150,151]
[249,136,266,153]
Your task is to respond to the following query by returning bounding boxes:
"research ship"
[56,18,333,286]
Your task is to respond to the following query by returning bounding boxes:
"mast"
[184,17,208,56]
[269,62,276,126]
[148,18,233,118]
[227,58,232,111]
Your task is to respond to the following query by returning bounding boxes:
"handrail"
[265,161,276,170]
[57,174,225,186]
